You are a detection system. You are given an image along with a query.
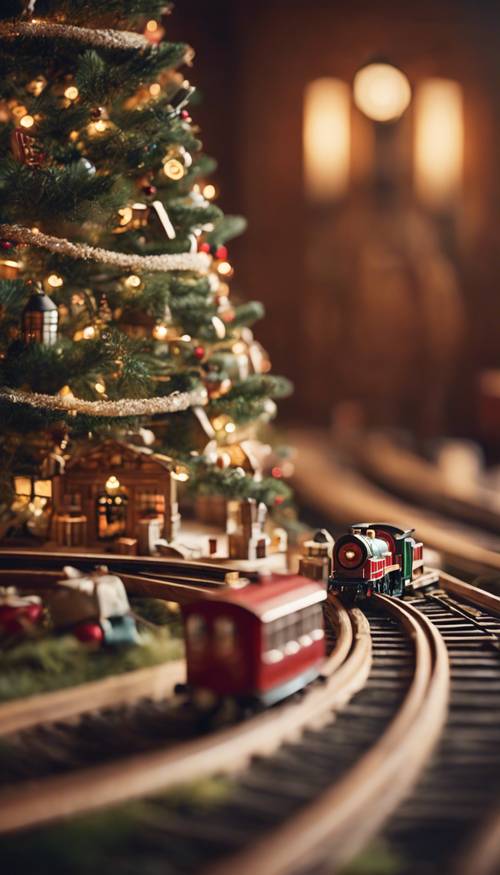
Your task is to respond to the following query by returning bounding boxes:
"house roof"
[64,439,174,472]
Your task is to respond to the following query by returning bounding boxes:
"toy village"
[1,2,500,875]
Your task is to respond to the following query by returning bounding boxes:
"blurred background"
[169,0,500,454]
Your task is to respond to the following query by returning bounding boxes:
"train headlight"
[337,541,364,568]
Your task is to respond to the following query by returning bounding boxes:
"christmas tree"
[0,0,292,553]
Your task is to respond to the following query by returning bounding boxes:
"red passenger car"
[182,574,327,706]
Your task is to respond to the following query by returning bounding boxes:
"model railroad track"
[380,573,500,875]
[0,593,370,834]
[0,555,233,736]
[0,548,254,601]
[290,427,500,581]
[352,431,500,537]
[0,586,449,875]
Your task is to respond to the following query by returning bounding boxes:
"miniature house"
[52,439,180,548]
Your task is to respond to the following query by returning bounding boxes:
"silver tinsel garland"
[0,22,149,51]
[0,386,208,417]
[0,225,211,274]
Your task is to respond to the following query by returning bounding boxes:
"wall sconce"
[414,78,463,209]
[353,62,411,123]
[303,78,351,200]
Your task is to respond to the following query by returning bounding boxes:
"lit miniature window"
[186,614,207,650]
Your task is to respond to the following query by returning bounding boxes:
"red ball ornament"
[0,240,14,251]
[142,184,157,197]
[215,245,228,261]
[0,603,43,635]
[194,345,205,359]
[198,241,211,254]
[274,495,285,506]
[272,466,283,479]
[74,621,104,644]
[221,309,235,323]
[181,110,190,120]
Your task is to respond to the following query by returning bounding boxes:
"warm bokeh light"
[414,78,463,208]
[152,323,168,340]
[64,85,79,100]
[47,273,63,288]
[353,63,411,122]
[125,274,142,289]
[203,184,217,200]
[105,475,121,494]
[303,78,351,200]
[20,114,35,128]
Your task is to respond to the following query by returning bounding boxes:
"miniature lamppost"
[22,281,59,346]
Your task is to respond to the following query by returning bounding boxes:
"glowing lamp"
[303,78,351,200]
[414,79,463,208]
[353,63,411,122]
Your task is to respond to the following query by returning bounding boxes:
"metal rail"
[0,595,370,834]
[204,593,449,875]
[290,427,500,578]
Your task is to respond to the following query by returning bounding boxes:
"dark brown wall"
[170,0,500,438]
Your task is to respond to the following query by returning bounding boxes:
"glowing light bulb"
[224,421,236,434]
[94,119,107,132]
[146,19,158,32]
[353,63,411,122]
[47,273,63,288]
[203,184,217,200]
[153,324,168,340]
[82,325,96,339]
[20,114,35,129]
[125,274,141,289]
[149,83,161,97]
[105,475,121,494]
[217,261,233,277]
[94,381,106,394]
[181,334,191,342]
[64,85,79,101]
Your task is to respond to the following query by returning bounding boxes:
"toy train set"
[0,521,436,707]
[330,522,426,601]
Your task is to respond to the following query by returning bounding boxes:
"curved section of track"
[379,574,500,875]
[290,428,500,578]
[0,595,370,834]
[201,595,449,875]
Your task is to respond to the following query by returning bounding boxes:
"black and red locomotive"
[330,522,425,601]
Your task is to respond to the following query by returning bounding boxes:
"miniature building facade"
[52,440,180,548]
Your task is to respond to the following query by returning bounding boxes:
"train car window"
[186,614,207,651]
[214,616,236,657]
